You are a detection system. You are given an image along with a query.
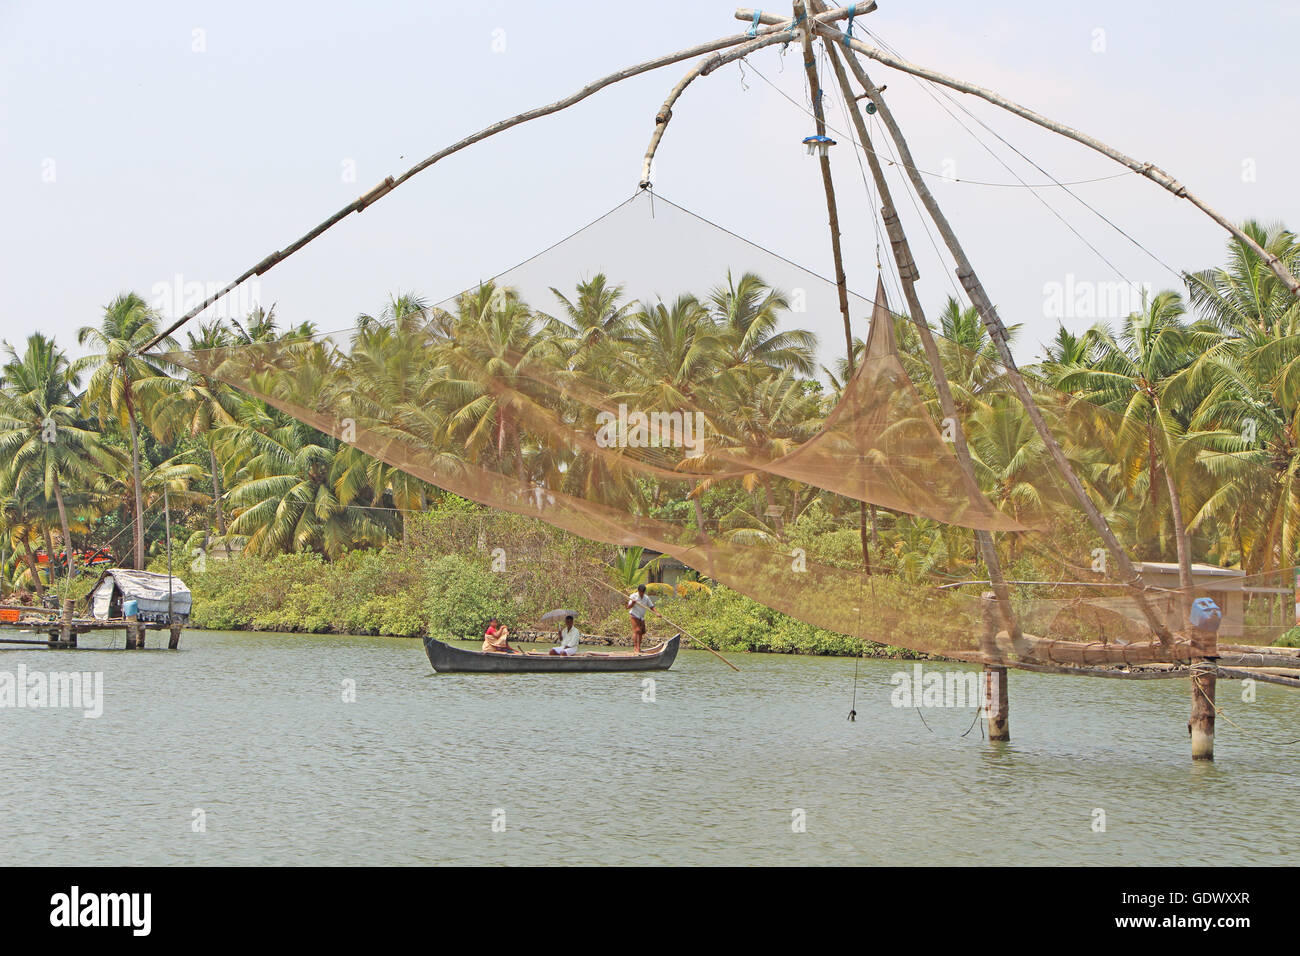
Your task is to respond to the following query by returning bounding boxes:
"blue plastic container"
[1189,597,1221,632]
[123,599,138,618]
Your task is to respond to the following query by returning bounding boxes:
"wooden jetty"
[0,602,182,650]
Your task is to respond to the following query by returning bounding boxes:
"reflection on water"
[2,630,1296,865]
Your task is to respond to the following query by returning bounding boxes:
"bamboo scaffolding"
[1217,666,1300,690]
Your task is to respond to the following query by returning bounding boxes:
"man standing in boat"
[627,584,656,654]
[549,614,582,656]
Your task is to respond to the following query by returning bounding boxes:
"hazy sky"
[3,0,1297,368]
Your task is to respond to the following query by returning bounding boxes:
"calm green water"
[2,629,1297,865]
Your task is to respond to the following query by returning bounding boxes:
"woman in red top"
[482,618,517,654]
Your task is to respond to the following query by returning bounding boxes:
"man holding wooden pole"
[627,584,656,654]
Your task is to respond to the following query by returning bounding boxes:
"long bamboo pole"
[137,10,854,354]
[811,12,1027,658]
[598,581,740,671]
[829,31,1174,644]
[807,20,1300,298]
[789,1,873,577]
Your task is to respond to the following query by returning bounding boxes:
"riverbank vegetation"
[2,222,1298,653]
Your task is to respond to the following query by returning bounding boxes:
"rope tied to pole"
[1192,666,1300,747]
[747,10,762,37]
[844,3,857,45]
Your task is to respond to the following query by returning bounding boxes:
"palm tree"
[684,368,821,522]
[336,297,441,545]
[153,321,242,547]
[1055,291,1210,611]
[0,487,48,595]
[94,453,208,551]
[0,334,122,585]
[1186,220,1300,342]
[903,296,1017,419]
[611,546,661,590]
[77,293,177,568]
[1184,342,1300,574]
[1037,324,1094,382]
[622,295,726,529]
[967,398,1046,557]
[430,282,554,481]
[542,274,637,368]
[707,271,817,375]
[219,416,387,558]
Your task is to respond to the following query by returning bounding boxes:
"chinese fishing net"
[162,191,1297,667]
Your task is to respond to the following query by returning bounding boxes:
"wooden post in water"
[980,592,1010,741]
[60,598,75,648]
[1190,622,1217,761]
[165,486,179,650]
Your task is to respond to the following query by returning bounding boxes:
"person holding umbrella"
[538,608,583,656]
[547,612,582,657]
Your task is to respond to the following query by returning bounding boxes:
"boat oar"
[600,581,740,672]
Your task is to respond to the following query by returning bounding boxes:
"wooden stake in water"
[165,486,181,649]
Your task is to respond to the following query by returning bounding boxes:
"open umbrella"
[539,608,579,622]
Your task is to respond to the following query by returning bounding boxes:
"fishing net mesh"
[162,192,1296,665]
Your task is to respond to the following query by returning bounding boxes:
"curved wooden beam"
[140,23,812,352]
[639,5,860,188]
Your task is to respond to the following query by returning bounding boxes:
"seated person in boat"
[482,618,518,654]
[549,615,581,656]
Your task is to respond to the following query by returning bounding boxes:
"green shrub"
[423,554,516,638]
[1276,626,1300,648]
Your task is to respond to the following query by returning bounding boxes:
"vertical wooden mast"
[810,2,1024,643]
[793,0,872,575]
[825,29,1174,644]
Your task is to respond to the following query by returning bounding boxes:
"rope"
[914,703,934,733]
[862,25,1182,284]
[848,569,863,720]
[847,652,858,721]
[738,58,1134,189]
[1192,665,1300,746]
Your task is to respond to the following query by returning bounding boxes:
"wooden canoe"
[422,634,680,673]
